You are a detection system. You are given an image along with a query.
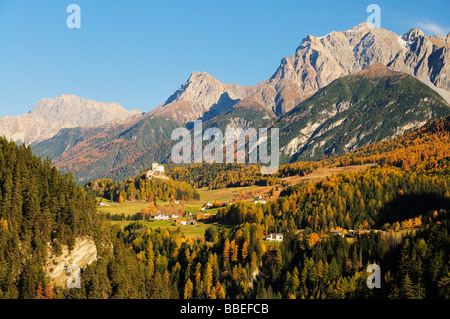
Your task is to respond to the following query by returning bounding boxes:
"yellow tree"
[184,279,193,299]
[141,207,149,220]
[215,281,225,299]
[223,238,230,262]
[241,241,249,261]
[203,263,213,296]
[309,233,320,246]
[230,239,238,262]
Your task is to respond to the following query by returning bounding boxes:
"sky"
[0,0,449,117]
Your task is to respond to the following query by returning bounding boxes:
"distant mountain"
[276,63,450,163]
[0,95,142,144]
[237,22,450,115]
[147,71,265,124]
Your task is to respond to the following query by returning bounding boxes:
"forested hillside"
[0,137,99,298]
[84,171,200,203]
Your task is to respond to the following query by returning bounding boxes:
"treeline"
[276,161,321,178]
[166,163,278,190]
[84,173,199,203]
[0,137,99,298]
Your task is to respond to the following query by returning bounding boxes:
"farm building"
[264,233,283,242]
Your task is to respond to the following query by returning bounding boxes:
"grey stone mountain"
[0,94,142,145]
[145,22,450,123]
[146,71,265,124]
[236,22,450,115]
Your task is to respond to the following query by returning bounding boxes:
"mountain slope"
[0,136,99,297]
[32,64,450,183]
[237,22,450,115]
[32,115,180,183]
[276,63,450,163]
[0,95,142,145]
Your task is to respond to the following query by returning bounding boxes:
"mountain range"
[0,94,142,145]
[2,22,450,183]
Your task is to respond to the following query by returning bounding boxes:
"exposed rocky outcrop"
[45,237,98,287]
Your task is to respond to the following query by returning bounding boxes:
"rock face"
[0,95,142,144]
[147,72,265,124]
[275,63,450,162]
[238,22,450,115]
[45,237,97,287]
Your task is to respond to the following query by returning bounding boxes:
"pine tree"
[401,274,417,299]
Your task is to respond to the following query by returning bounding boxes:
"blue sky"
[0,0,449,117]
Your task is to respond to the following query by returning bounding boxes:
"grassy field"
[110,219,228,240]
[196,186,263,203]
[97,200,151,216]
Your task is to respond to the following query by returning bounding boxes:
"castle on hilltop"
[146,162,169,180]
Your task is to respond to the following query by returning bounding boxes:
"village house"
[178,219,197,226]
[329,229,344,237]
[150,214,169,221]
[264,233,283,242]
[254,194,267,204]
[97,202,109,207]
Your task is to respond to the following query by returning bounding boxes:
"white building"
[254,194,267,204]
[151,214,169,221]
[264,233,283,242]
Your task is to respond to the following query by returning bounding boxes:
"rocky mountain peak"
[29,95,141,126]
[0,95,142,145]
[149,71,261,123]
[402,28,425,42]
[240,23,450,116]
